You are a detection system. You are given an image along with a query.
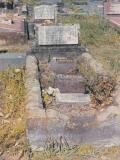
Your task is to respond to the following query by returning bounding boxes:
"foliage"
[22,0,40,5]
[60,15,120,46]
[87,75,115,109]
[76,55,116,109]
[31,144,120,160]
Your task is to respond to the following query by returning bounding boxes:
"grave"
[26,8,92,151]
[26,55,120,152]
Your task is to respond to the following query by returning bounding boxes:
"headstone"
[36,24,80,45]
[22,5,27,14]
[34,5,57,20]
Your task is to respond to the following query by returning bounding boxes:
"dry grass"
[59,15,120,74]
[32,145,120,160]
[0,43,29,53]
[88,45,120,74]
[0,68,27,159]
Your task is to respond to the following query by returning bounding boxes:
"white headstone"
[36,24,80,45]
[34,5,57,20]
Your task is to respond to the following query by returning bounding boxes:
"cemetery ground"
[0,16,120,160]
[60,15,120,74]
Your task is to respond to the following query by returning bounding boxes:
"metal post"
[103,0,105,17]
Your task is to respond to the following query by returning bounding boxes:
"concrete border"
[25,55,46,151]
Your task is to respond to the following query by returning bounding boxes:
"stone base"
[27,45,86,60]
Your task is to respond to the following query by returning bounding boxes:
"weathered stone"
[34,5,57,20]
[55,74,85,93]
[25,55,46,151]
[49,60,76,74]
[56,93,91,105]
[36,24,80,45]
[28,45,85,61]
[25,56,43,109]
[46,108,69,121]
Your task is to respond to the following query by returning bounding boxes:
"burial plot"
[34,5,57,23]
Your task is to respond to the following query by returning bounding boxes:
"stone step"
[55,74,85,93]
[49,61,76,74]
[56,93,91,105]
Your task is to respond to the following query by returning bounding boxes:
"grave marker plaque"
[36,24,80,45]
